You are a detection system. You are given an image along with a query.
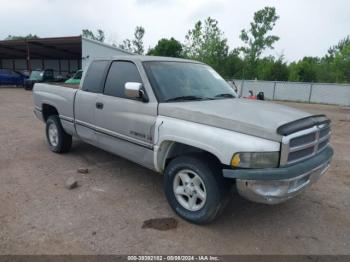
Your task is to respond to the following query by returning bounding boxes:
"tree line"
[5,6,349,83]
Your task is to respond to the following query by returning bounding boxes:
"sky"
[0,0,349,62]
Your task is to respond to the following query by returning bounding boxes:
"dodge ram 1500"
[33,56,333,224]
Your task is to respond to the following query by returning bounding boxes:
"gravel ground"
[0,88,349,255]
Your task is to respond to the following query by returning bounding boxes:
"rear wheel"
[164,155,232,224]
[46,115,72,153]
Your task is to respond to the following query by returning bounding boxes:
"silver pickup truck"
[33,56,333,224]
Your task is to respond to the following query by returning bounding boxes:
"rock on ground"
[65,177,78,189]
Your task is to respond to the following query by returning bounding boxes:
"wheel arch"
[42,103,59,122]
[155,140,223,173]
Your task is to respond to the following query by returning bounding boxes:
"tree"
[5,34,39,40]
[119,26,145,55]
[183,20,203,59]
[286,36,350,83]
[322,36,350,83]
[254,56,289,81]
[133,26,145,55]
[327,36,350,58]
[184,17,229,75]
[82,29,105,42]
[221,50,245,79]
[269,58,289,81]
[332,42,350,83]
[288,57,319,82]
[239,6,280,71]
[148,38,183,57]
[119,39,133,53]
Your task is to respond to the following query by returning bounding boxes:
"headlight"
[231,152,279,168]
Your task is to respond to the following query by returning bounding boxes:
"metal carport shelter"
[0,36,131,76]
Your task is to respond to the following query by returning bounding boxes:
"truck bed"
[46,82,80,89]
[33,83,78,122]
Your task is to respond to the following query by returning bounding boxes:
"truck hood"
[158,98,311,142]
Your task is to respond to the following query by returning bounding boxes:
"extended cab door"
[74,60,109,145]
[94,60,158,169]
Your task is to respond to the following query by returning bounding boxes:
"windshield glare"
[29,71,43,80]
[143,61,237,102]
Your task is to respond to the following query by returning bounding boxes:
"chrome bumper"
[236,161,330,204]
[223,146,333,205]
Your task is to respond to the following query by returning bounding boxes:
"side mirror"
[125,82,146,100]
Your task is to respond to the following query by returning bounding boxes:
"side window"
[74,71,83,79]
[104,61,142,98]
[82,60,108,93]
[44,70,53,78]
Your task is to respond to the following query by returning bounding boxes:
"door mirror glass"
[125,82,143,98]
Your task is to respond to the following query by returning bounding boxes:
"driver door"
[94,60,157,169]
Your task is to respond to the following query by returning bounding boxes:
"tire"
[24,85,32,91]
[45,115,72,153]
[164,155,232,224]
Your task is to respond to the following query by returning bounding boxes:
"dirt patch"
[142,218,178,231]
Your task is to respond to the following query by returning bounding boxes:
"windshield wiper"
[165,96,212,102]
[214,93,235,99]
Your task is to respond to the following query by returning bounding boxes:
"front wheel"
[46,115,72,153]
[164,155,232,224]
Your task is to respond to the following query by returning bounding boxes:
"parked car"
[33,56,333,224]
[65,70,83,85]
[0,69,28,86]
[24,69,66,90]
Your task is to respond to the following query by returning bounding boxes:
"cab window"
[82,60,108,93]
[104,61,142,98]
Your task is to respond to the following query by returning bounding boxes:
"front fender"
[153,116,280,172]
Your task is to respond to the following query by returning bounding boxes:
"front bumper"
[223,146,333,204]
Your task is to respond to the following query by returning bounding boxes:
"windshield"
[73,70,83,79]
[29,71,43,80]
[143,61,237,102]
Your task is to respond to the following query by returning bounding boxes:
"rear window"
[82,60,109,93]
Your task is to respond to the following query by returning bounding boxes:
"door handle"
[96,102,104,109]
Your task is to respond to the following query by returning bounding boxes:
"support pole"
[58,59,62,75]
[241,80,245,97]
[308,83,314,103]
[25,39,32,72]
[273,81,277,100]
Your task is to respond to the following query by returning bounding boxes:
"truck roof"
[93,55,203,64]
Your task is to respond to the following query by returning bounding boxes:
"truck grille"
[280,124,331,166]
